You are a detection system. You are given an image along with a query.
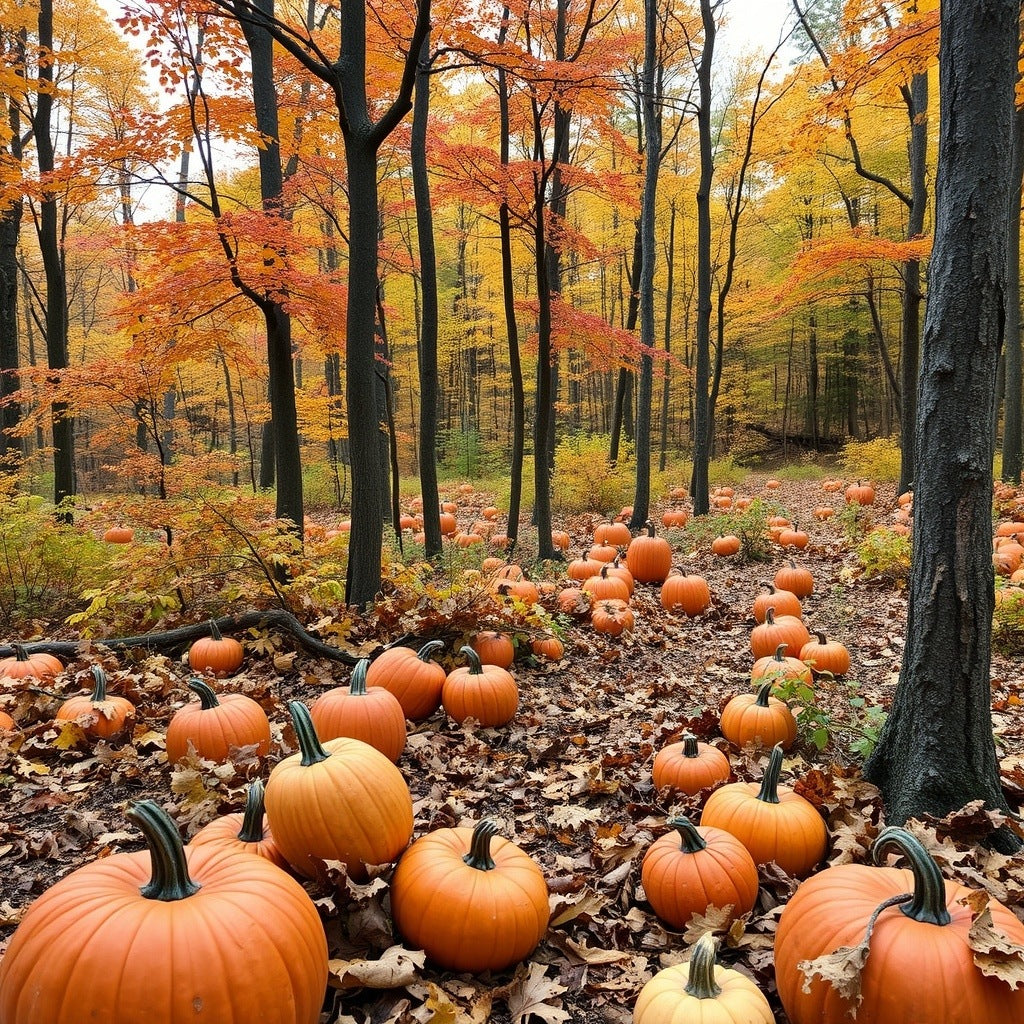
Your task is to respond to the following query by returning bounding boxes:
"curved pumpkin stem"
[287,700,331,767]
[90,664,108,702]
[237,778,268,844]
[349,658,370,696]
[459,645,485,675]
[755,743,785,805]
[764,606,777,626]
[208,618,225,642]
[127,799,201,902]
[416,639,445,663]
[871,826,952,926]
[683,932,722,999]
[771,644,788,663]
[187,677,221,710]
[753,680,775,708]
[12,643,30,663]
[814,630,828,645]
[644,520,656,537]
[681,732,700,758]
[667,815,707,855]
[463,819,499,871]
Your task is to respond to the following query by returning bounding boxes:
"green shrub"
[551,434,634,515]
[840,437,902,482]
[993,585,1024,653]
[707,455,746,487]
[679,498,780,562]
[854,528,911,582]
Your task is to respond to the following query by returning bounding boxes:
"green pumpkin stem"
[90,665,108,702]
[463,819,499,871]
[208,618,224,642]
[288,700,331,766]
[459,644,485,675]
[753,680,775,707]
[237,778,268,843]
[126,800,201,901]
[187,677,221,710]
[682,732,700,758]
[684,932,723,999]
[755,743,785,805]
[872,826,952,926]
[416,639,445,662]
[668,815,707,855]
[350,658,370,696]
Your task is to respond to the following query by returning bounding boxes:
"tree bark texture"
[1001,100,1024,483]
[863,0,1021,852]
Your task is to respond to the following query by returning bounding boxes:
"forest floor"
[1,476,1023,1023]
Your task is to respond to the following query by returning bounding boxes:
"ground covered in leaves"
[1,477,1023,1023]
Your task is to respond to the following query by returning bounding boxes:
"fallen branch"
[0,611,361,666]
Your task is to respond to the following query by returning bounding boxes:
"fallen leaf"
[327,944,426,991]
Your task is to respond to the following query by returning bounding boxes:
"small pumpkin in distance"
[641,818,759,931]
[102,525,134,543]
[55,665,136,742]
[799,630,851,677]
[750,606,812,659]
[442,645,519,727]
[581,564,631,603]
[530,635,565,661]
[844,479,876,506]
[720,680,797,750]
[594,521,632,547]
[390,818,549,973]
[165,677,271,765]
[188,619,244,675]
[470,630,516,669]
[652,732,730,795]
[633,932,773,1024]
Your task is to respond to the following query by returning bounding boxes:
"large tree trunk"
[1001,101,1024,483]
[863,0,1021,853]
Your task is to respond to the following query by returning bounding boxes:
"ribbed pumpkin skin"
[365,645,446,720]
[652,740,730,795]
[264,736,413,879]
[165,691,271,764]
[775,865,1024,1023]
[719,690,797,750]
[442,665,518,727]
[799,633,852,677]
[752,585,802,623]
[189,811,290,872]
[750,611,812,659]
[641,825,759,929]
[699,782,826,878]
[391,826,549,972]
[0,844,327,1024]
[55,693,135,741]
[634,960,773,1024]
[660,574,711,615]
[626,533,673,583]
[309,685,406,763]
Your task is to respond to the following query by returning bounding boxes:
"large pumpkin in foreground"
[0,801,327,1024]
[775,826,1024,1023]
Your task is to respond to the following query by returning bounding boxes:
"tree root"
[0,610,360,666]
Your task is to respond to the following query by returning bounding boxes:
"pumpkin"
[581,564,632,603]
[442,645,518,727]
[720,680,797,750]
[774,826,1024,1024]
[844,479,876,505]
[799,630,851,677]
[470,630,516,669]
[633,932,773,1024]
[0,644,62,684]
[700,743,827,878]
[813,506,834,521]
[751,643,813,689]
[309,657,406,763]
[641,818,759,930]
[265,700,413,879]
[590,598,635,636]
[752,582,802,623]
[778,523,809,549]
[0,800,328,1024]
[55,665,136,742]
[366,639,446,720]
[626,521,674,583]
[750,606,812,659]
[551,529,571,551]
[165,677,271,765]
[652,732,731,795]
[189,778,289,871]
[391,819,549,973]
[556,586,592,615]
[567,556,605,582]
[102,525,134,543]
[494,577,540,604]
[822,478,844,493]
[594,521,632,547]
[0,710,14,731]
[531,635,565,661]
[439,509,458,536]
[606,556,635,595]
[588,542,619,563]
[711,533,741,556]
[481,505,499,520]
[774,559,814,598]
[765,479,781,490]
[660,573,711,616]
[188,619,244,675]
[661,508,689,529]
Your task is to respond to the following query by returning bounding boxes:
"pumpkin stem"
[12,643,29,662]
[287,700,331,766]
[753,680,775,708]
[187,677,221,710]
[764,606,776,625]
[645,520,656,537]
[681,732,700,758]
[667,815,707,855]
[350,658,370,696]
[416,640,445,663]
[237,778,268,844]
[683,933,722,999]
[126,800,201,901]
[871,826,952,926]
[814,630,827,645]
[772,643,787,663]
[90,665,108,702]
[463,818,499,870]
[755,743,785,805]
[208,618,224,642]
[459,644,485,675]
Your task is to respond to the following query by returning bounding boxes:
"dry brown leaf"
[505,963,570,1024]
[548,887,608,927]
[327,944,426,991]
[798,938,870,1008]
[681,904,738,943]
[966,900,1024,989]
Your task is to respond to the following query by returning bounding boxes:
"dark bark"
[412,30,441,557]
[1002,101,1024,483]
[863,0,1021,853]
[659,201,676,473]
[609,221,642,463]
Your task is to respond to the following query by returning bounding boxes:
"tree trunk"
[1002,102,1024,483]
[863,0,1021,853]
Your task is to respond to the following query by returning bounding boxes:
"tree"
[863,0,1022,854]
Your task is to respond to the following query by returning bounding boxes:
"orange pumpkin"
[778,524,809,549]
[752,582,802,623]
[774,560,814,598]
[365,640,446,720]
[470,630,516,669]
[55,665,136,743]
[581,564,631,603]
[700,743,827,878]
[588,542,619,563]
[102,525,134,543]
[530,635,565,661]
[556,587,592,616]
[0,644,62,684]
[711,534,741,557]
[567,556,605,582]
[660,573,711,616]
[165,678,271,765]
[844,479,876,505]
[720,681,797,750]
[626,521,674,583]
[189,778,289,871]
[442,646,518,727]
[751,644,813,689]
[594,521,632,547]
[661,508,689,529]
[652,732,731,795]
[310,658,407,762]
[751,607,812,660]
[799,630,851,677]
[188,619,244,676]
[590,598,635,636]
